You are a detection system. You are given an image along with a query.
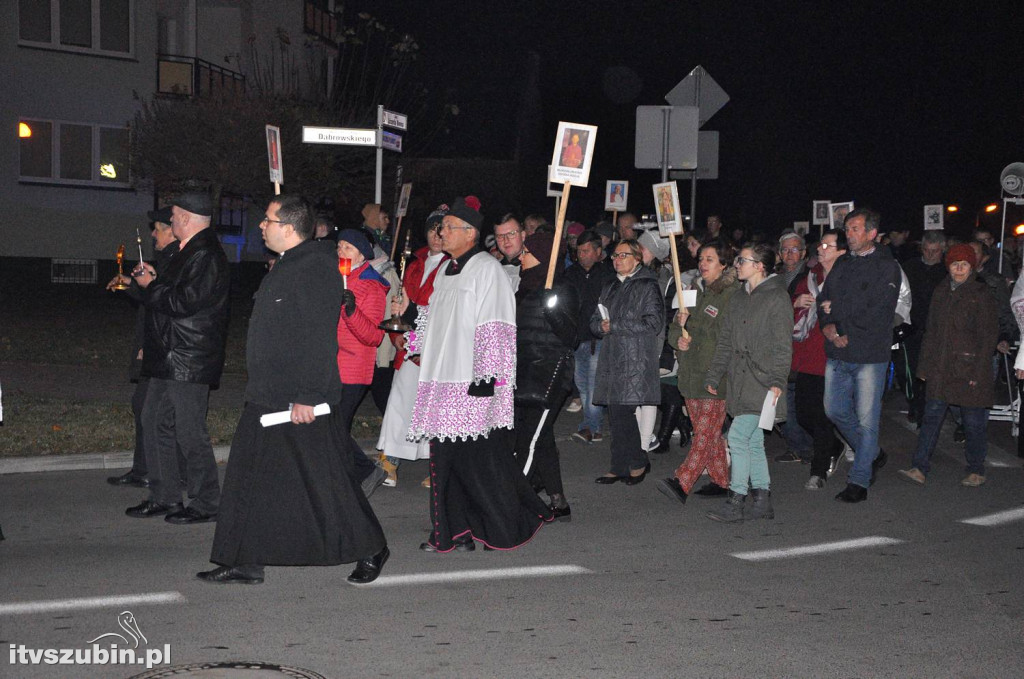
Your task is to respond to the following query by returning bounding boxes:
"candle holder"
[338,257,352,290]
[111,244,130,291]
[379,230,413,332]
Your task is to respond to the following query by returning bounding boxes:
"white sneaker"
[804,475,825,490]
[566,398,582,413]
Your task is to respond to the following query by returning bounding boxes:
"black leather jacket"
[514,281,579,408]
[141,228,230,385]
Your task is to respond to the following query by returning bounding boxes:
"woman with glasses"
[591,239,665,486]
[704,243,793,522]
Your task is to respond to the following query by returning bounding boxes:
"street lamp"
[18,122,31,138]
[946,205,959,213]
[985,204,999,213]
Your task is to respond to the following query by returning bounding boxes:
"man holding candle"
[198,195,388,585]
[399,197,552,552]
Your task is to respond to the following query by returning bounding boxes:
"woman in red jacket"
[336,229,390,486]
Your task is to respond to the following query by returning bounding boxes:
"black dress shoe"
[656,477,688,504]
[420,538,476,553]
[835,483,868,503]
[348,545,390,584]
[107,471,149,488]
[165,506,217,525]
[870,449,888,486]
[692,482,728,497]
[126,500,183,518]
[549,504,572,522]
[624,462,651,486]
[196,565,264,585]
[595,474,623,484]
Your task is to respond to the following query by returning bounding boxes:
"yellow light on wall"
[99,164,117,179]
[1014,224,1024,236]
[18,122,32,138]
[985,204,999,213]
[946,205,959,212]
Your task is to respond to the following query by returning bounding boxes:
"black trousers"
[608,404,649,476]
[143,378,220,513]
[339,383,376,481]
[130,378,149,475]
[369,365,394,415]
[795,372,840,479]
[514,403,565,497]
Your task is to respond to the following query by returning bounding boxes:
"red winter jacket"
[392,247,448,369]
[337,260,389,384]
[791,263,827,377]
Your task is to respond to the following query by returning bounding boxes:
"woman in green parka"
[657,240,740,505]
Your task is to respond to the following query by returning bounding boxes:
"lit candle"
[338,257,352,289]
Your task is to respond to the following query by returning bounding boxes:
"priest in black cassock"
[197,195,389,585]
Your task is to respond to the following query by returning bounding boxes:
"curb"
[0,439,381,475]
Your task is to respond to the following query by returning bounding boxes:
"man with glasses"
[399,197,552,553]
[818,208,902,503]
[198,195,389,585]
[126,192,229,524]
[565,230,615,443]
[495,214,529,292]
[775,231,814,464]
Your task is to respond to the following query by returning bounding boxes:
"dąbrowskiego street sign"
[301,126,377,146]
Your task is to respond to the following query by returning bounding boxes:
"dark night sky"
[355,1,1024,238]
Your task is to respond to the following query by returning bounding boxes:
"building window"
[19,0,134,57]
[19,118,131,188]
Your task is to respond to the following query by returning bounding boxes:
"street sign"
[669,131,720,180]
[634,106,699,170]
[665,65,730,128]
[382,110,408,131]
[382,130,403,153]
[301,126,376,146]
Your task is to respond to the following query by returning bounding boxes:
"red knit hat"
[945,243,977,268]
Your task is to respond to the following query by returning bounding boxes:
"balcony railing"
[157,54,245,98]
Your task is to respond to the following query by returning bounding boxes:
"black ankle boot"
[654,404,682,454]
[677,414,692,448]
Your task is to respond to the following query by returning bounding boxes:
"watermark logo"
[8,610,171,669]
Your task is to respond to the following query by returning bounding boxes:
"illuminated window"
[19,118,131,187]
[19,0,133,57]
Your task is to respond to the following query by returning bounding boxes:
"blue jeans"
[574,340,605,434]
[912,400,988,476]
[784,379,813,457]
[824,359,887,488]
[728,414,770,494]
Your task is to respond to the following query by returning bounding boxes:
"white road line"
[731,536,904,562]
[0,592,186,616]
[959,507,1024,527]
[356,564,592,588]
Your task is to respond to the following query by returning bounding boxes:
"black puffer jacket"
[515,282,580,408]
[141,228,230,385]
[589,266,665,406]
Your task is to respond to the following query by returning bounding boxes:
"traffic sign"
[382,110,408,131]
[665,65,729,128]
[670,131,719,180]
[301,126,376,146]
[382,131,403,153]
[634,106,699,170]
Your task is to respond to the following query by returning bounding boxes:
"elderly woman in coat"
[704,243,793,522]
[591,238,665,486]
[898,244,998,487]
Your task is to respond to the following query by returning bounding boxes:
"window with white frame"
[19,118,131,187]
[18,0,134,57]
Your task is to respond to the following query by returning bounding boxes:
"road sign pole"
[660,106,671,183]
[375,105,384,204]
[690,69,701,227]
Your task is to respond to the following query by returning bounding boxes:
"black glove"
[341,289,357,316]
[467,378,495,397]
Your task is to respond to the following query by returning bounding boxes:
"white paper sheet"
[757,390,777,430]
[597,303,610,320]
[682,289,697,307]
[260,403,332,428]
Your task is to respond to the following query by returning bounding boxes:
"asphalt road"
[2,397,1022,678]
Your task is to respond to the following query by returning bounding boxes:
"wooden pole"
[545,181,571,290]
[274,181,280,196]
[667,233,690,340]
[612,209,618,229]
[389,215,404,261]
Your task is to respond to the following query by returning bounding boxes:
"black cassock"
[209,239,385,568]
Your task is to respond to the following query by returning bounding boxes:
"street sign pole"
[375,105,384,204]
[660,107,671,183]
[690,69,701,227]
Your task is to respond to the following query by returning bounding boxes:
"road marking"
[731,536,904,562]
[959,507,1024,527]
[0,592,186,616]
[356,564,592,588]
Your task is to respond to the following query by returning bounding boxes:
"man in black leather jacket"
[126,191,230,525]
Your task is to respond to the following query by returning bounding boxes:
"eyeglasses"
[818,242,840,250]
[780,247,804,255]
[734,256,759,266]
[439,224,474,232]
[260,217,284,225]
[611,252,636,260]
[494,231,521,241]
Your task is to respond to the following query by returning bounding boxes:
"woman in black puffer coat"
[514,232,580,520]
[590,238,665,486]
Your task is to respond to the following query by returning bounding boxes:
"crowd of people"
[105,190,1021,584]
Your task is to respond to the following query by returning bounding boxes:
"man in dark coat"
[127,192,230,524]
[898,244,999,487]
[198,195,389,585]
[901,231,948,425]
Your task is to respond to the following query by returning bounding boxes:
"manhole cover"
[130,661,326,678]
